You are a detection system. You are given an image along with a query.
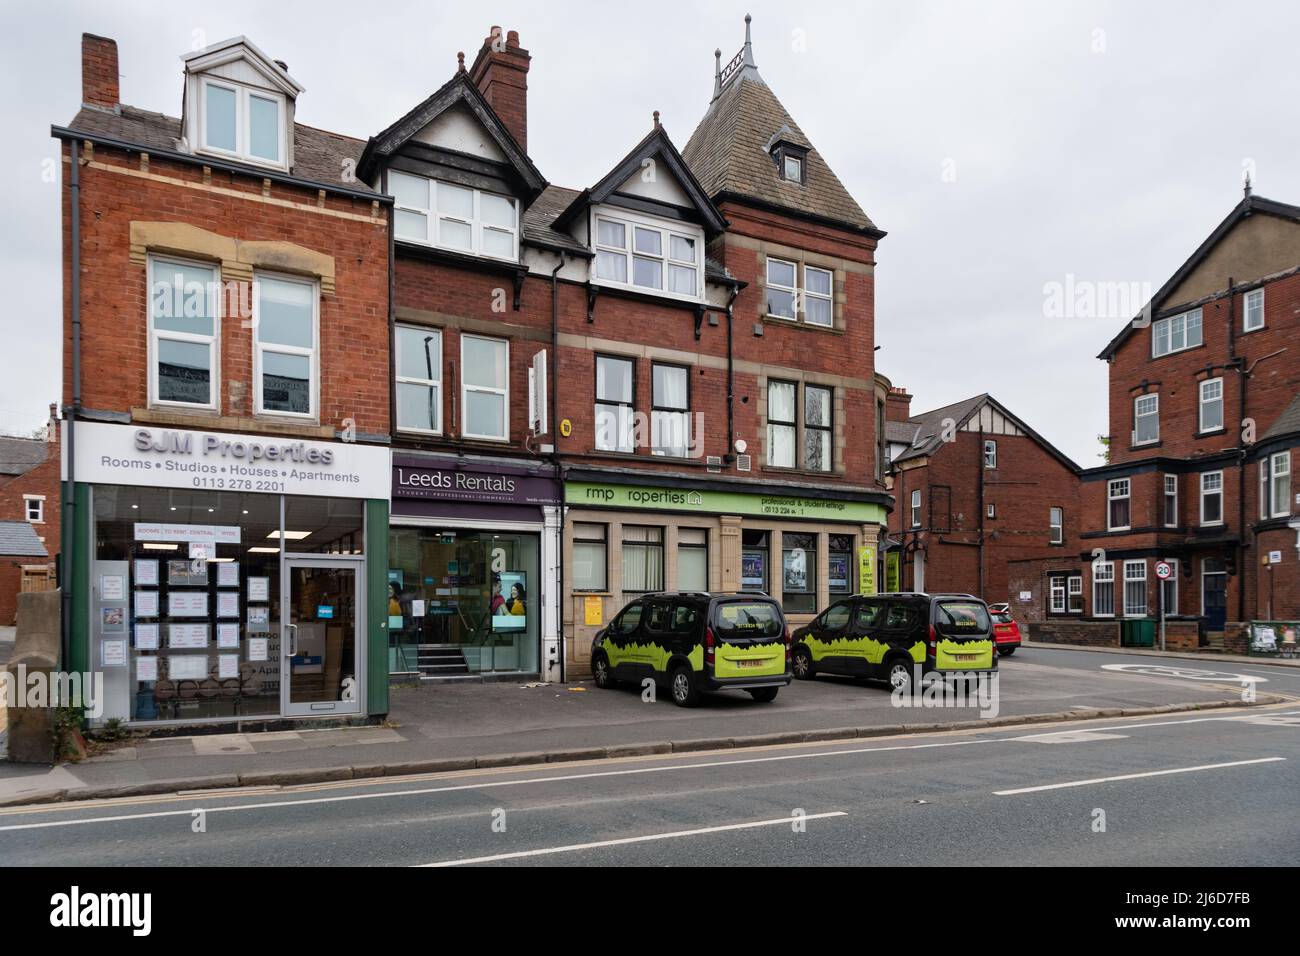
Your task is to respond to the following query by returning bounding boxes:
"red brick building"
[1012,190,1300,652]
[55,34,394,726]
[881,390,1081,607]
[0,406,61,624]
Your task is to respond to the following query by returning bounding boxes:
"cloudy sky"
[4,0,1298,464]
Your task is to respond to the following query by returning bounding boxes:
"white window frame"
[394,325,443,435]
[252,272,319,420]
[984,440,997,469]
[1049,506,1063,544]
[765,257,835,328]
[1262,451,1291,519]
[1123,559,1148,618]
[766,380,797,468]
[804,265,833,328]
[1092,560,1115,618]
[1133,393,1159,445]
[1160,559,1179,615]
[595,354,636,453]
[1198,377,1224,433]
[198,77,287,169]
[765,257,798,320]
[1108,478,1131,531]
[389,170,519,263]
[1243,288,1265,332]
[1049,576,1067,614]
[460,334,509,442]
[1067,574,1083,613]
[24,496,44,524]
[1151,308,1203,358]
[1163,474,1179,528]
[591,208,703,302]
[1199,470,1224,527]
[783,153,803,182]
[910,489,922,528]
[147,254,221,412]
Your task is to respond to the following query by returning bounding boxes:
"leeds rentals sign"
[65,421,391,500]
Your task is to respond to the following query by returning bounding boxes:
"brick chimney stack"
[885,386,913,423]
[468,26,530,152]
[81,33,120,111]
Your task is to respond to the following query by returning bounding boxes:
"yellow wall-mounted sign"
[583,595,603,626]
[560,419,573,437]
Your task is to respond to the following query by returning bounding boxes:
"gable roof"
[0,437,50,477]
[1098,193,1300,360]
[0,521,48,558]
[682,25,880,237]
[182,35,305,97]
[60,105,376,195]
[552,124,727,236]
[892,393,1081,472]
[356,71,545,197]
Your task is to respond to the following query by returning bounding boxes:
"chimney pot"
[469,27,530,152]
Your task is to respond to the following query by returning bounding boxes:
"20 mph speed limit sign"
[1155,561,1174,580]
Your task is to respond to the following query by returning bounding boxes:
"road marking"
[1012,730,1129,744]
[0,739,986,832]
[993,757,1286,796]
[1101,663,1266,684]
[418,811,849,867]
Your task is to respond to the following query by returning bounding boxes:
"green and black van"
[790,592,997,690]
[591,592,792,707]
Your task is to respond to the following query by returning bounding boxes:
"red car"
[988,603,1022,656]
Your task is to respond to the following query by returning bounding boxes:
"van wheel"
[887,659,914,693]
[998,647,1016,657]
[670,666,700,707]
[748,687,779,703]
[592,654,616,689]
[792,647,815,680]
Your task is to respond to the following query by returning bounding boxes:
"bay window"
[1163,474,1178,527]
[1123,560,1147,618]
[149,255,219,410]
[461,334,509,441]
[592,211,701,300]
[395,325,442,433]
[1093,560,1115,617]
[1200,470,1223,526]
[254,273,317,418]
[1068,574,1084,613]
[1261,452,1291,519]
[390,170,518,262]
[1108,478,1130,531]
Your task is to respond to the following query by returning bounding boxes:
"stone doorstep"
[9,695,1282,809]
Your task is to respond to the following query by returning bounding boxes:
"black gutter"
[550,250,566,684]
[50,125,393,206]
[62,139,81,671]
[712,190,887,240]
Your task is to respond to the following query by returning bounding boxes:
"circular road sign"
[1155,561,1173,580]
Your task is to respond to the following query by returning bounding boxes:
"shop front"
[389,454,561,682]
[562,472,891,674]
[64,421,392,727]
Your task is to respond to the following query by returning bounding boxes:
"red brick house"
[54,34,394,726]
[1013,189,1300,652]
[882,390,1081,607]
[0,406,61,624]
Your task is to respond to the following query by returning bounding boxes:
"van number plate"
[736,659,766,668]
[951,653,978,662]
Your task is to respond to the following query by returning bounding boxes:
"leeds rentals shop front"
[63,421,392,727]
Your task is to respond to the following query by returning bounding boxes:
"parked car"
[790,592,998,690]
[987,603,1022,656]
[591,592,792,707]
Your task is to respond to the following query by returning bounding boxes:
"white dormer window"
[390,170,518,262]
[591,209,703,302]
[200,78,286,167]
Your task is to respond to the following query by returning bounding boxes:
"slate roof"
[62,105,375,194]
[892,394,989,463]
[0,522,48,558]
[884,421,919,445]
[1260,392,1300,443]
[0,437,49,477]
[521,185,590,254]
[682,65,878,235]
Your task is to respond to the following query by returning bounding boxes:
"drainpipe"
[977,425,986,600]
[550,250,566,683]
[63,140,82,671]
[724,285,740,463]
[1227,277,1248,624]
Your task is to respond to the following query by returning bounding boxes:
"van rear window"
[936,601,991,632]
[715,602,784,639]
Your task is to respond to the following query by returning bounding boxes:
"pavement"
[0,644,1293,807]
[1,704,1296,866]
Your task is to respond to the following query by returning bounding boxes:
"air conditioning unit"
[735,454,752,472]
[706,455,723,473]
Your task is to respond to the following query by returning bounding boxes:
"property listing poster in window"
[492,571,527,632]
[742,551,766,589]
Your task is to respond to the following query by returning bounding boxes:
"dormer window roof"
[182,36,302,172]
[772,139,808,185]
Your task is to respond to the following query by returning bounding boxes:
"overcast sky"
[4,0,1298,464]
